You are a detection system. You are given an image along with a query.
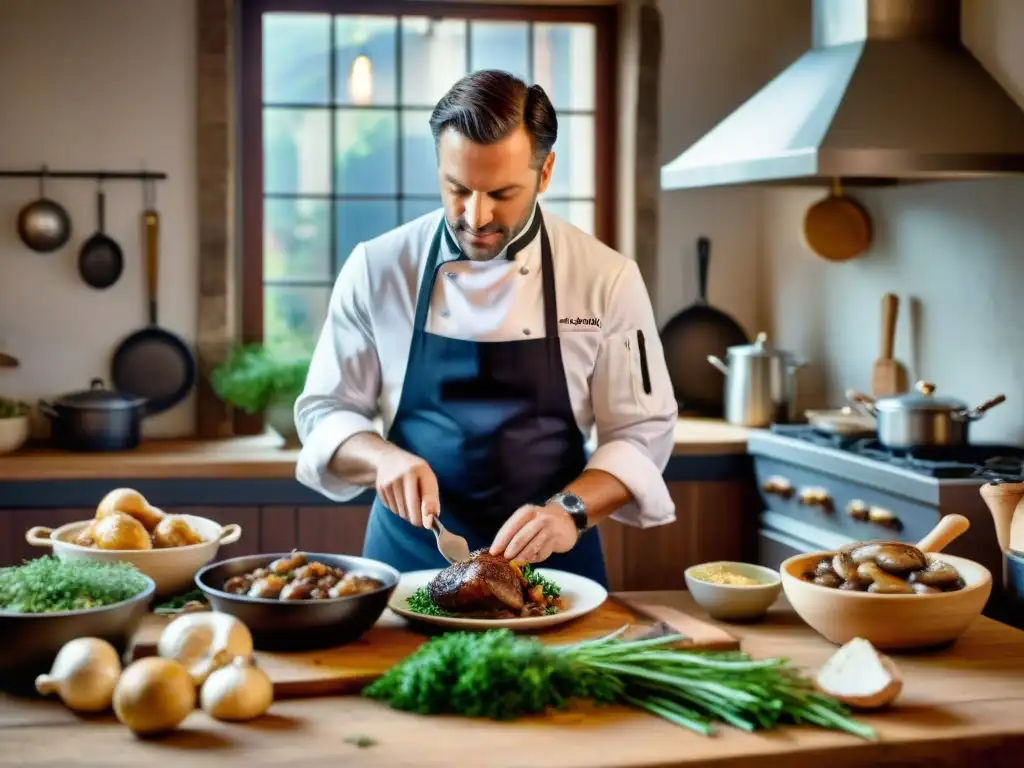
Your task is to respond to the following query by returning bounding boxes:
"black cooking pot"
[38,378,148,452]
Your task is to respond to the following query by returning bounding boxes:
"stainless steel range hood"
[661,0,1024,189]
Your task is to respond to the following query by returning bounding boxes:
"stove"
[749,425,1024,622]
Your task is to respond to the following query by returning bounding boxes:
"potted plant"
[210,344,310,447]
[0,397,31,455]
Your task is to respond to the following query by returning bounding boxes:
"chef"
[294,69,678,588]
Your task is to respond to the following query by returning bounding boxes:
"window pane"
[336,200,398,267]
[335,109,398,195]
[401,17,467,106]
[401,109,437,195]
[264,285,331,353]
[540,200,594,235]
[334,16,397,106]
[401,198,442,224]
[547,115,594,197]
[533,23,595,111]
[263,13,330,105]
[264,198,331,281]
[469,21,529,81]
[264,108,331,194]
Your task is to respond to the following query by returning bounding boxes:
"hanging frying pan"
[110,179,196,415]
[78,181,124,289]
[802,178,873,261]
[17,166,71,253]
[659,236,749,416]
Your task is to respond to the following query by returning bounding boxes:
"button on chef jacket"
[295,205,679,529]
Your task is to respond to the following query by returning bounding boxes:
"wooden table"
[8,591,1023,767]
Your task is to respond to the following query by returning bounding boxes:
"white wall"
[761,0,1024,444]
[654,0,808,330]
[0,0,197,438]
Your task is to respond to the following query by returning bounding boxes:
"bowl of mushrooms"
[25,488,242,597]
[780,514,992,651]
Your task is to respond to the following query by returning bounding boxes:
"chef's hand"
[376,446,440,528]
[489,503,577,564]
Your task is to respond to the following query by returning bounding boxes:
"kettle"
[707,332,803,428]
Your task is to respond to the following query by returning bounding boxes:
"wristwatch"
[548,492,589,538]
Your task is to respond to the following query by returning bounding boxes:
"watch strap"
[549,491,588,536]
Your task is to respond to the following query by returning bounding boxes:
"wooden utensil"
[131,595,739,699]
[802,178,872,261]
[871,293,909,397]
[916,513,970,553]
[0,352,18,369]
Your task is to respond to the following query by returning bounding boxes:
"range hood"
[661,0,1024,189]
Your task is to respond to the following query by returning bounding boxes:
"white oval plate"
[388,568,608,631]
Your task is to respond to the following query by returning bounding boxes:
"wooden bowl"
[25,513,242,596]
[780,551,992,651]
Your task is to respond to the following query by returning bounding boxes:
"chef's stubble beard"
[450,182,540,262]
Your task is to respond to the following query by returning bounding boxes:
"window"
[241,1,617,355]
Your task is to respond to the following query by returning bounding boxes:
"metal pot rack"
[0,166,168,182]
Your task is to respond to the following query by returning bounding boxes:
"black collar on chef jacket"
[441,203,541,262]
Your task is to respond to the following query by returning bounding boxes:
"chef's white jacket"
[294,205,679,528]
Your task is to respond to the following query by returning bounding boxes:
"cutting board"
[130,596,739,699]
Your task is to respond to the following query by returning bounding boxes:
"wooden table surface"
[2,591,1024,767]
[0,418,751,481]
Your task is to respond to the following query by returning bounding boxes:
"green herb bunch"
[363,627,877,740]
[0,397,30,419]
[210,343,311,415]
[0,556,151,614]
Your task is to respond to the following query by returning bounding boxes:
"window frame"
[237,0,618,436]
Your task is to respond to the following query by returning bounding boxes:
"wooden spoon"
[916,513,970,554]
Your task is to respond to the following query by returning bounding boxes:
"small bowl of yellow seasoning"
[684,561,782,622]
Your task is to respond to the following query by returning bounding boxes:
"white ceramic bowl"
[684,561,782,621]
[0,415,29,454]
[25,513,242,596]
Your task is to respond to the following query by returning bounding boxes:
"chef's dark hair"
[430,70,558,169]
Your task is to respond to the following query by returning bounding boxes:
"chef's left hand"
[489,503,577,563]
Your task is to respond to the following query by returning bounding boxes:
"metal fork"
[431,517,472,564]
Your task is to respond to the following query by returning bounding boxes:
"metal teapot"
[707,332,803,427]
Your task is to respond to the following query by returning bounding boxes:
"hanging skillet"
[78,180,124,289]
[17,166,71,253]
[659,236,749,416]
[802,178,873,261]
[110,179,196,415]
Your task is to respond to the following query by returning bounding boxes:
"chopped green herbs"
[363,627,877,740]
[0,556,151,614]
[406,586,456,617]
[520,564,561,599]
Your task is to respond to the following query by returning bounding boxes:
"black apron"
[361,209,608,587]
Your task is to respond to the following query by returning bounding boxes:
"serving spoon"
[431,517,472,564]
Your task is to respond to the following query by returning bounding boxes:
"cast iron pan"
[659,236,749,416]
[78,183,124,289]
[111,180,196,415]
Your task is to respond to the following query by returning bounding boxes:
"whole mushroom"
[157,612,255,687]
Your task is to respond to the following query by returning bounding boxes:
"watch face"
[560,493,582,510]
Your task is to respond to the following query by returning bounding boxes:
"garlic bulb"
[200,656,274,722]
[113,657,196,735]
[35,637,123,713]
[157,612,254,686]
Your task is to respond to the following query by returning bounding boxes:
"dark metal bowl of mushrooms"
[195,551,399,652]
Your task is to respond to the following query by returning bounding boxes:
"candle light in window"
[348,54,373,105]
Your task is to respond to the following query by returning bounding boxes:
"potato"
[90,512,153,551]
[152,516,204,549]
[96,488,165,532]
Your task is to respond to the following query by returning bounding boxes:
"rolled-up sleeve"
[586,260,678,528]
[294,244,380,502]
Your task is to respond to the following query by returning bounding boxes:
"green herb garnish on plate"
[363,627,877,740]
[0,556,150,614]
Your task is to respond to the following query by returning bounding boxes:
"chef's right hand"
[376,446,440,528]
